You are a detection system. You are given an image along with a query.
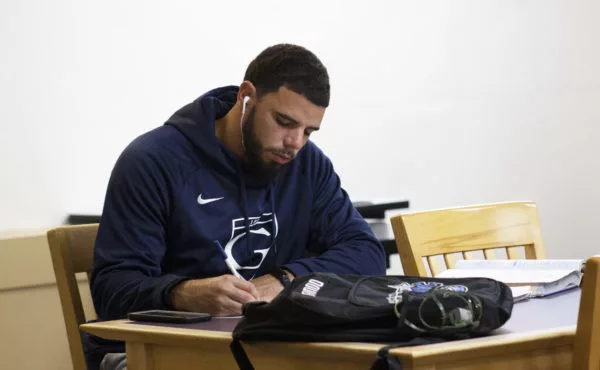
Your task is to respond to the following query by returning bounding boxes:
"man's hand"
[169,275,259,316]
[251,270,295,302]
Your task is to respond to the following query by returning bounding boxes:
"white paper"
[452,259,582,271]
[510,285,533,302]
[435,267,576,284]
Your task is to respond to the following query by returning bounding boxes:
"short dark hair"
[244,44,330,107]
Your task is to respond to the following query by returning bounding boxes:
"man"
[88,43,386,369]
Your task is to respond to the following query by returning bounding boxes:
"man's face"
[242,86,326,178]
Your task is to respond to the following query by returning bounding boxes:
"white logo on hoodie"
[224,213,278,271]
[197,193,224,205]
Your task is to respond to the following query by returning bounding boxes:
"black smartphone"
[127,310,212,324]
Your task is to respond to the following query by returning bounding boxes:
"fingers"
[180,275,260,316]
[213,297,243,317]
[223,276,260,303]
[248,274,284,302]
[232,277,260,301]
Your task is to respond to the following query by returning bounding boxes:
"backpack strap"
[371,335,454,370]
[231,337,404,370]
[230,339,255,370]
[370,344,404,370]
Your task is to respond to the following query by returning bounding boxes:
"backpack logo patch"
[387,281,468,304]
[301,279,325,297]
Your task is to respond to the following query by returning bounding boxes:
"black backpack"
[231,273,513,370]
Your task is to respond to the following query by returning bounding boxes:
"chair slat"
[506,246,521,260]
[427,256,443,276]
[483,249,496,260]
[443,253,458,269]
[462,251,477,260]
[524,245,537,259]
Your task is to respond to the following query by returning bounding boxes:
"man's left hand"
[251,270,294,302]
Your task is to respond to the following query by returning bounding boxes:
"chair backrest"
[47,224,98,370]
[390,201,546,276]
[573,256,600,370]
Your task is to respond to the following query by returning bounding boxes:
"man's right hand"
[169,275,260,316]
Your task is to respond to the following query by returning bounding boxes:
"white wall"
[1,0,599,259]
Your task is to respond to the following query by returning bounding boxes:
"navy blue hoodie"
[86,86,385,366]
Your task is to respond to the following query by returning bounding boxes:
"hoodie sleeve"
[90,142,188,320]
[282,148,387,277]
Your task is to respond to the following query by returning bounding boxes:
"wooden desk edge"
[389,325,576,366]
[81,320,576,367]
[80,320,233,345]
[81,320,393,355]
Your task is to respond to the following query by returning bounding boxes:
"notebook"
[435,259,584,302]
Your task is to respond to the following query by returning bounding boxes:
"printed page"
[435,268,576,284]
[531,270,582,296]
[453,259,583,271]
[510,286,533,302]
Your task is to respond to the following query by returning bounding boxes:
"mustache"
[268,149,295,159]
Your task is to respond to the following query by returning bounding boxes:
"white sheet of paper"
[452,259,582,271]
[510,285,532,301]
[435,268,575,284]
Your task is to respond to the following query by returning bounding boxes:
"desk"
[80,289,579,370]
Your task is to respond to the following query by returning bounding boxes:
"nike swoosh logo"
[197,194,224,205]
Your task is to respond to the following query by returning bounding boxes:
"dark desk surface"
[135,316,240,332]
[498,288,579,333]
[133,288,580,336]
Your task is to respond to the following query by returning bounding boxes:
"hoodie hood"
[165,85,282,188]
[165,85,242,182]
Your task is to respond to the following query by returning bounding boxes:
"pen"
[214,240,246,280]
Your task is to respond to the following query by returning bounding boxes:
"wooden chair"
[47,224,98,370]
[573,256,600,370]
[390,201,546,276]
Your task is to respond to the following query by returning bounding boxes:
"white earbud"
[240,96,251,151]
[242,96,250,118]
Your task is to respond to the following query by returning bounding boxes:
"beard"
[241,107,291,180]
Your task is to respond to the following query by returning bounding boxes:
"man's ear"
[238,81,257,104]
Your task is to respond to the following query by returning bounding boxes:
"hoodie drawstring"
[269,183,278,255]
[238,173,251,262]
[236,164,278,278]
